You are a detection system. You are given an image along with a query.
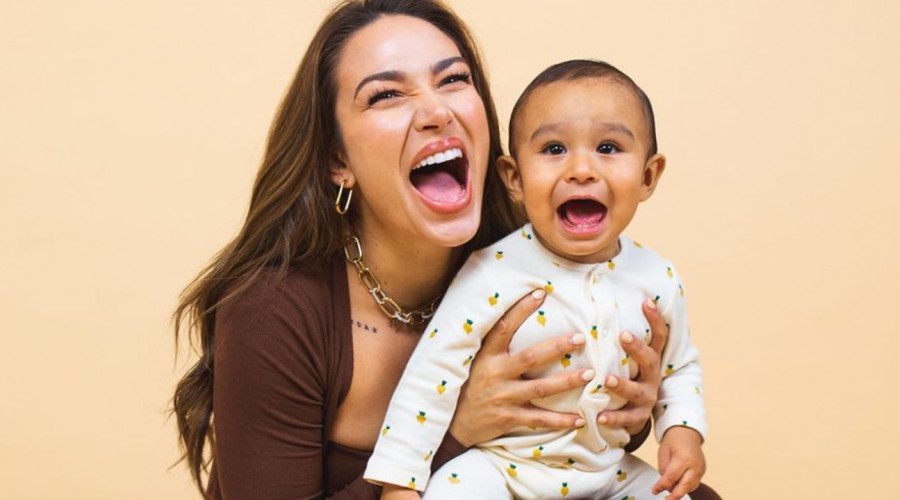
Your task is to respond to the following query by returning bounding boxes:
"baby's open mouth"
[558,199,607,228]
[410,147,468,204]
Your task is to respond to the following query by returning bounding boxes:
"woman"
[173,1,720,498]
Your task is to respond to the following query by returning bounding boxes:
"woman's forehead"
[336,15,463,89]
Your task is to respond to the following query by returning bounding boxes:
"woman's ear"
[640,153,666,201]
[329,155,356,188]
[497,155,525,204]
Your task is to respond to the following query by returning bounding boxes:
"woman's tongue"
[411,170,464,203]
[562,200,605,226]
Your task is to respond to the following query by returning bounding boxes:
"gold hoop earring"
[335,180,353,215]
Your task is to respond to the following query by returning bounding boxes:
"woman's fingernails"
[605,376,618,388]
[597,415,608,424]
[621,331,634,343]
[646,297,657,309]
[532,289,546,300]
[572,333,586,346]
[574,418,586,428]
[581,369,595,381]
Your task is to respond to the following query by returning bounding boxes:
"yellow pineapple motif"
[667,266,674,278]
[679,284,684,297]
[616,469,628,482]
[560,482,569,497]
[429,328,438,339]
[437,380,447,394]
[590,383,603,394]
[532,446,544,457]
[695,386,701,394]
[381,425,390,436]
[665,363,675,376]
[495,250,504,260]
[448,473,460,484]
[416,411,427,424]
[633,241,643,248]
[462,355,473,367]
[622,496,635,500]
[590,325,598,339]
[537,310,546,326]
[544,281,554,293]
[506,464,518,478]
[653,295,660,303]
[463,319,473,334]
[408,478,416,489]
[620,355,630,366]
[607,260,616,270]
[561,353,572,368]
[489,292,499,306]
[520,228,532,240]
[423,450,433,461]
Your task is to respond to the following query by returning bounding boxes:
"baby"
[365,60,707,500]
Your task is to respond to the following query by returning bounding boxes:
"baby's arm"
[364,256,507,492]
[652,264,708,498]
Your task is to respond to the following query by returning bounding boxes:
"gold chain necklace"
[343,235,438,327]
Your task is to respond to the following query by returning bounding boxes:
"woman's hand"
[597,298,669,435]
[448,289,593,447]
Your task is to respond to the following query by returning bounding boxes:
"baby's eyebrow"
[529,120,635,142]
[353,56,467,98]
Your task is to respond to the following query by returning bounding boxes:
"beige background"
[2,0,899,498]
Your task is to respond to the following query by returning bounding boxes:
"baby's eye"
[367,89,401,106]
[542,143,566,155]
[597,143,619,155]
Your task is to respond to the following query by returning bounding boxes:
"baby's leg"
[424,448,511,500]
[602,454,691,500]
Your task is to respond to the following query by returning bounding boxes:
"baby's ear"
[497,155,524,204]
[640,153,666,201]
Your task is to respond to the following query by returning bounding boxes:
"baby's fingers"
[652,458,685,496]
[666,469,699,500]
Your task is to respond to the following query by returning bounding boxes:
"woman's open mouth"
[410,146,470,211]
[558,198,607,233]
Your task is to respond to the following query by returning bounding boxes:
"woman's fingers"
[518,405,585,430]
[516,368,594,403]
[508,332,586,376]
[643,298,669,355]
[481,289,546,356]
[620,331,662,382]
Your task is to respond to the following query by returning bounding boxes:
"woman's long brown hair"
[172,0,523,495]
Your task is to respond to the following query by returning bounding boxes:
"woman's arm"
[212,280,377,500]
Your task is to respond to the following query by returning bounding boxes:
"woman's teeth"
[414,147,463,169]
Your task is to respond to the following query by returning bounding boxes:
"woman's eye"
[597,143,619,154]
[542,143,566,155]
[441,72,471,86]
[367,90,400,106]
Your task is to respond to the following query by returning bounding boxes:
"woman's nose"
[413,92,453,132]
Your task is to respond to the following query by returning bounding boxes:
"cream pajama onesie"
[364,224,707,499]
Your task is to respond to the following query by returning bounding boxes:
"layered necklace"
[343,235,438,328]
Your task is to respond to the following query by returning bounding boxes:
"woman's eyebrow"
[353,57,467,99]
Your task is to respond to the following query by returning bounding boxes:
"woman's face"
[332,14,490,249]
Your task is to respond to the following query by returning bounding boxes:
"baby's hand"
[380,484,421,500]
[653,426,706,500]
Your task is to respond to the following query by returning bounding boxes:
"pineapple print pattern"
[616,469,628,482]
[489,292,499,306]
[447,473,460,484]
[407,478,416,489]
[506,463,518,478]
[544,281,554,293]
[436,380,447,394]
[560,353,572,368]
[537,310,547,326]
[495,250,504,260]
[423,450,433,461]
[381,425,390,436]
[560,482,569,497]
[428,328,438,339]
[590,325,598,339]
[463,318,474,334]
[416,411,426,424]
[532,446,543,457]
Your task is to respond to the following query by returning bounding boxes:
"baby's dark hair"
[508,59,657,158]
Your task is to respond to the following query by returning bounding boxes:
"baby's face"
[504,77,662,263]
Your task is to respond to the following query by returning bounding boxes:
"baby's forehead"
[514,77,648,135]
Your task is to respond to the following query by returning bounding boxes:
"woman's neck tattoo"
[350,318,379,334]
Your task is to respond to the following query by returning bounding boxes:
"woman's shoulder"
[215,258,349,351]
